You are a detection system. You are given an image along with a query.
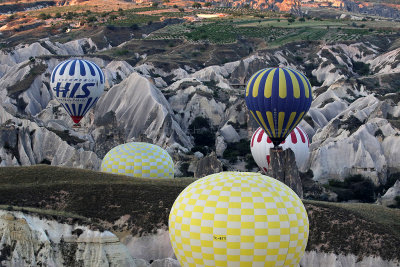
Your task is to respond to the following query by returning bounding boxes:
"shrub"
[38,13,51,20]
[192,2,201,8]
[327,175,376,203]
[190,116,210,130]
[352,60,370,76]
[87,16,97,23]
[64,12,75,20]
[223,139,251,163]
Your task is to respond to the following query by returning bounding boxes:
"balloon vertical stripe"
[78,104,83,115]
[245,67,312,146]
[278,69,287,98]
[278,112,285,138]
[69,60,77,76]
[51,62,64,83]
[79,60,86,76]
[64,103,73,115]
[287,69,300,98]
[59,60,71,75]
[265,68,275,98]
[83,60,96,76]
[71,104,77,116]
[81,97,93,116]
[61,103,71,116]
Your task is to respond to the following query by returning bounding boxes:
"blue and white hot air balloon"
[50,59,104,124]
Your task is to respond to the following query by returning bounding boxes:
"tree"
[55,12,61,18]
[38,13,46,20]
[87,16,97,23]
[152,2,159,7]
[173,4,178,8]
[299,17,305,22]
[178,7,185,12]
[192,2,201,8]
[204,2,212,7]
[288,18,295,23]
[65,12,75,20]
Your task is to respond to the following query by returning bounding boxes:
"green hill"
[0,165,399,261]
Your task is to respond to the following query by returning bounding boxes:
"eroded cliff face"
[0,210,135,267]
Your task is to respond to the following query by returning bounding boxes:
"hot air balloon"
[101,142,174,178]
[251,126,310,173]
[50,59,105,125]
[169,172,309,267]
[245,67,312,147]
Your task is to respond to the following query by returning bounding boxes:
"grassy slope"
[0,165,399,260]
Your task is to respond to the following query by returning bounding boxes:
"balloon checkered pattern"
[169,172,309,267]
[101,142,174,178]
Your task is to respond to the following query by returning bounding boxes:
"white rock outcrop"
[94,72,192,149]
[380,180,400,207]
[0,210,136,267]
[301,251,400,267]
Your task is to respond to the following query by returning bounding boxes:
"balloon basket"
[72,123,81,129]
[271,146,283,152]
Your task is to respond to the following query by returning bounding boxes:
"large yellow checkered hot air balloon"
[169,172,309,267]
[101,142,174,178]
[245,67,312,147]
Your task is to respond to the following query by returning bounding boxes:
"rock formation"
[268,147,303,198]
[0,210,136,266]
[380,180,400,207]
[194,152,223,178]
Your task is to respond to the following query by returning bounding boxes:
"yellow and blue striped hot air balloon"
[245,67,312,147]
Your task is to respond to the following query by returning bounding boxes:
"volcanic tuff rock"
[194,152,224,178]
[0,210,136,267]
[0,35,399,187]
[300,251,400,267]
[268,148,303,198]
[380,180,400,207]
[94,72,192,151]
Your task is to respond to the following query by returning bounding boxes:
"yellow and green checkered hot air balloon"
[101,142,174,178]
[245,67,312,147]
[169,172,309,267]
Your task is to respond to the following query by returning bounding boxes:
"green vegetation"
[223,139,251,164]
[190,117,215,155]
[0,166,399,260]
[327,175,376,203]
[352,60,370,76]
[304,200,400,261]
[0,165,194,235]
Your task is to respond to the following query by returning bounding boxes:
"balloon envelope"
[101,142,174,178]
[50,59,105,124]
[169,172,309,267]
[251,126,310,173]
[245,67,312,147]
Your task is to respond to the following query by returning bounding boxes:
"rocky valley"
[0,0,400,266]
